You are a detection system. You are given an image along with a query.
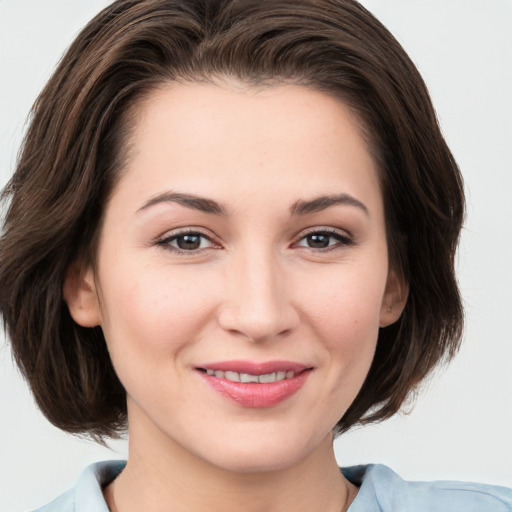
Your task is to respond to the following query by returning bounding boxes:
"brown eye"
[306,234,331,248]
[156,231,217,253]
[295,230,352,250]
[175,234,202,250]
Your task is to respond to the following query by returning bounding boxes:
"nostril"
[217,307,299,343]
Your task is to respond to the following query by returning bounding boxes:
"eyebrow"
[137,192,228,215]
[137,191,368,217]
[290,194,369,216]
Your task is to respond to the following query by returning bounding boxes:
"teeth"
[240,373,259,383]
[258,373,276,383]
[204,369,296,383]
[224,371,240,382]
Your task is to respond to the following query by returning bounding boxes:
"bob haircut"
[0,0,464,441]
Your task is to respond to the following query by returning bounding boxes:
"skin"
[65,81,407,512]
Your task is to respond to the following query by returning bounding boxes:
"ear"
[63,262,102,327]
[380,269,408,327]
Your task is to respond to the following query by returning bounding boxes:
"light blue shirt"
[32,460,512,511]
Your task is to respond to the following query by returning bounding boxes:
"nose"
[217,248,299,342]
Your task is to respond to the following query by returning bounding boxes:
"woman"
[0,0,510,510]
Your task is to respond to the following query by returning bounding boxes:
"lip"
[198,360,311,375]
[196,360,314,408]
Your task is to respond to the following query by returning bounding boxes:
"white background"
[0,1,511,510]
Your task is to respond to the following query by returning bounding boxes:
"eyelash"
[155,229,220,255]
[154,227,353,255]
[294,228,353,252]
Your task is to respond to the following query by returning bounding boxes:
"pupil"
[308,234,329,248]
[177,234,201,250]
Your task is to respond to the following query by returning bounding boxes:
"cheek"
[301,265,385,382]
[98,262,218,366]
[302,263,386,338]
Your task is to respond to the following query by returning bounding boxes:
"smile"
[203,369,296,383]
[197,361,313,408]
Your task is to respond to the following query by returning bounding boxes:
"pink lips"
[197,360,313,408]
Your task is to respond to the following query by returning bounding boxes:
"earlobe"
[62,262,102,327]
[380,269,408,327]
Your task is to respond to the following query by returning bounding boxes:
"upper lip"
[197,360,313,375]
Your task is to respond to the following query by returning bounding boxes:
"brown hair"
[0,0,464,440]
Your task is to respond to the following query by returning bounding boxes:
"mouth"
[199,368,298,383]
[196,361,314,408]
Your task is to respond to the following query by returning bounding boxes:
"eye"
[155,230,218,253]
[294,229,352,250]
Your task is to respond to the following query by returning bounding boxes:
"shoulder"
[31,490,75,512]
[30,460,126,512]
[342,464,512,512]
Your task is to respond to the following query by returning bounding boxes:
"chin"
[196,427,330,474]
[210,451,305,474]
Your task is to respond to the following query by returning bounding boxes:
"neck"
[105,417,356,512]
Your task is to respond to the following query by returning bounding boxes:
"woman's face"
[66,82,405,472]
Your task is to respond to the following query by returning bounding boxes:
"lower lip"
[198,370,312,408]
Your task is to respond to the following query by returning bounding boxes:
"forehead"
[132,80,371,158]
[115,81,382,216]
